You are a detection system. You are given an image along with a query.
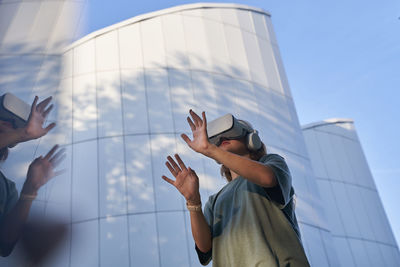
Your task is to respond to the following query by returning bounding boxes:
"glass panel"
[299,225,329,266]
[0,2,41,53]
[150,134,183,211]
[61,50,73,79]
[98,137,127,217]
[168,69,195,133]
[72,140,98,222]
[44,144,72,222]
[162,14,189,69]
[241,31,268,87]
[219,8,240,27]
[118,23,143,69]
[332,237,356,267]
[364,241,385,267]
[331,182,360,237]
[203,19,230,74]
[314,131,342,181]
[129,213,159,267]
[46,1,83,53]
[348,239,372,267]
[190,71,219,120]
[257,39,283,94]
[236,10,255,33]
[145,69,174,133]
[303,129,329,179]
[223,24,251,80]
[157,211,190,267]
[184,211,203,267]
[71,220,99,267]
[316,180,345,236]
[73,73,97,142]
[120,70,148,134]
[140,17,166,69]
[95,30,119,72]
[96,71,123,138]
[125,135,155,213]
[73,39,95,76]
[25,2,63,53]
[182,15,212,72]
[251,12,268,40]
[252,84,283,149]
[100,216,130,266]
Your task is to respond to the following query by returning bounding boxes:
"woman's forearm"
[204,145,277,188]
[0,197,33,256]
[189,210,212,253]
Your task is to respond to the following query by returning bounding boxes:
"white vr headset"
[207,113,262,151]
[0,92,30,128]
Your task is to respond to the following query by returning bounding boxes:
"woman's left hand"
[181,110,212,155]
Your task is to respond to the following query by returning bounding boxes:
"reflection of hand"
[162,154,201,204]
[23,96,56,141]
[181,110,211,155]
[22,145,65,196]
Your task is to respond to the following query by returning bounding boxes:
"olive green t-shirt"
[196,154,310,267]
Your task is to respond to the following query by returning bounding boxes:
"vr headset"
[0,93,30,128]
[207,113,262,151]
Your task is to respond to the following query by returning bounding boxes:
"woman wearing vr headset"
[0,95,64,257]
[162,110,309,266]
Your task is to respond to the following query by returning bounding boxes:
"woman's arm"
[161,154,212,252]
[181,110,277,188]
[0,145,64,256]
[0,96,55,149]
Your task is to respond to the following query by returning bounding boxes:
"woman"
[0,96,63,257]
[162,110,309,266]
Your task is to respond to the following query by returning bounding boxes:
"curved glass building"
[303,119,400,266]
[1,2,399,266]
[53,3,334,266]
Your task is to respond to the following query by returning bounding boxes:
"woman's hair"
[0,147,9,161]
[220,141,267,182]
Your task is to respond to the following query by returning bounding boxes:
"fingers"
[49,147,66,166]
[45,122,56,133]
[43,104,53,118]
[187,117,196,131]
[44,145,59,161]
[37,96,52,112]
[201,111,207,127]
[180,133,191,145]
[161,175,175,185]
[167,155,181,173]
[31,96,39,113]
[174,154,187,170]
[165,161,177,177]
[189,109,203,127]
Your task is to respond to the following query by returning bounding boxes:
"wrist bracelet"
[20,193,37,201]
[186,202,202,212]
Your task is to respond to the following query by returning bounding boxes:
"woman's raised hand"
[24,96,56,141]
[181,110,211,155]
[162,154,201,204]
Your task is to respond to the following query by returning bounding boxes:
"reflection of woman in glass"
[0,96,64,257]
[162,110,309,266]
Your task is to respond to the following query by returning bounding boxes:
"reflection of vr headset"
[0,93,30,128]
[207,113,262,151]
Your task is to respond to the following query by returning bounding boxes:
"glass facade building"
[1,2,399,266]
[303,119,400,266]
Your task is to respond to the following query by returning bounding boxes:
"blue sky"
[81,0,400,246]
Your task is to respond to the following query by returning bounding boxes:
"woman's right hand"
[162,154,201,204]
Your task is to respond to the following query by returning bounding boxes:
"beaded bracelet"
[186,202,202,212]
[20,193,37,201]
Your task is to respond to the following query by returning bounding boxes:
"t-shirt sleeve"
[195,196,214,266]
[260,154,293,209]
